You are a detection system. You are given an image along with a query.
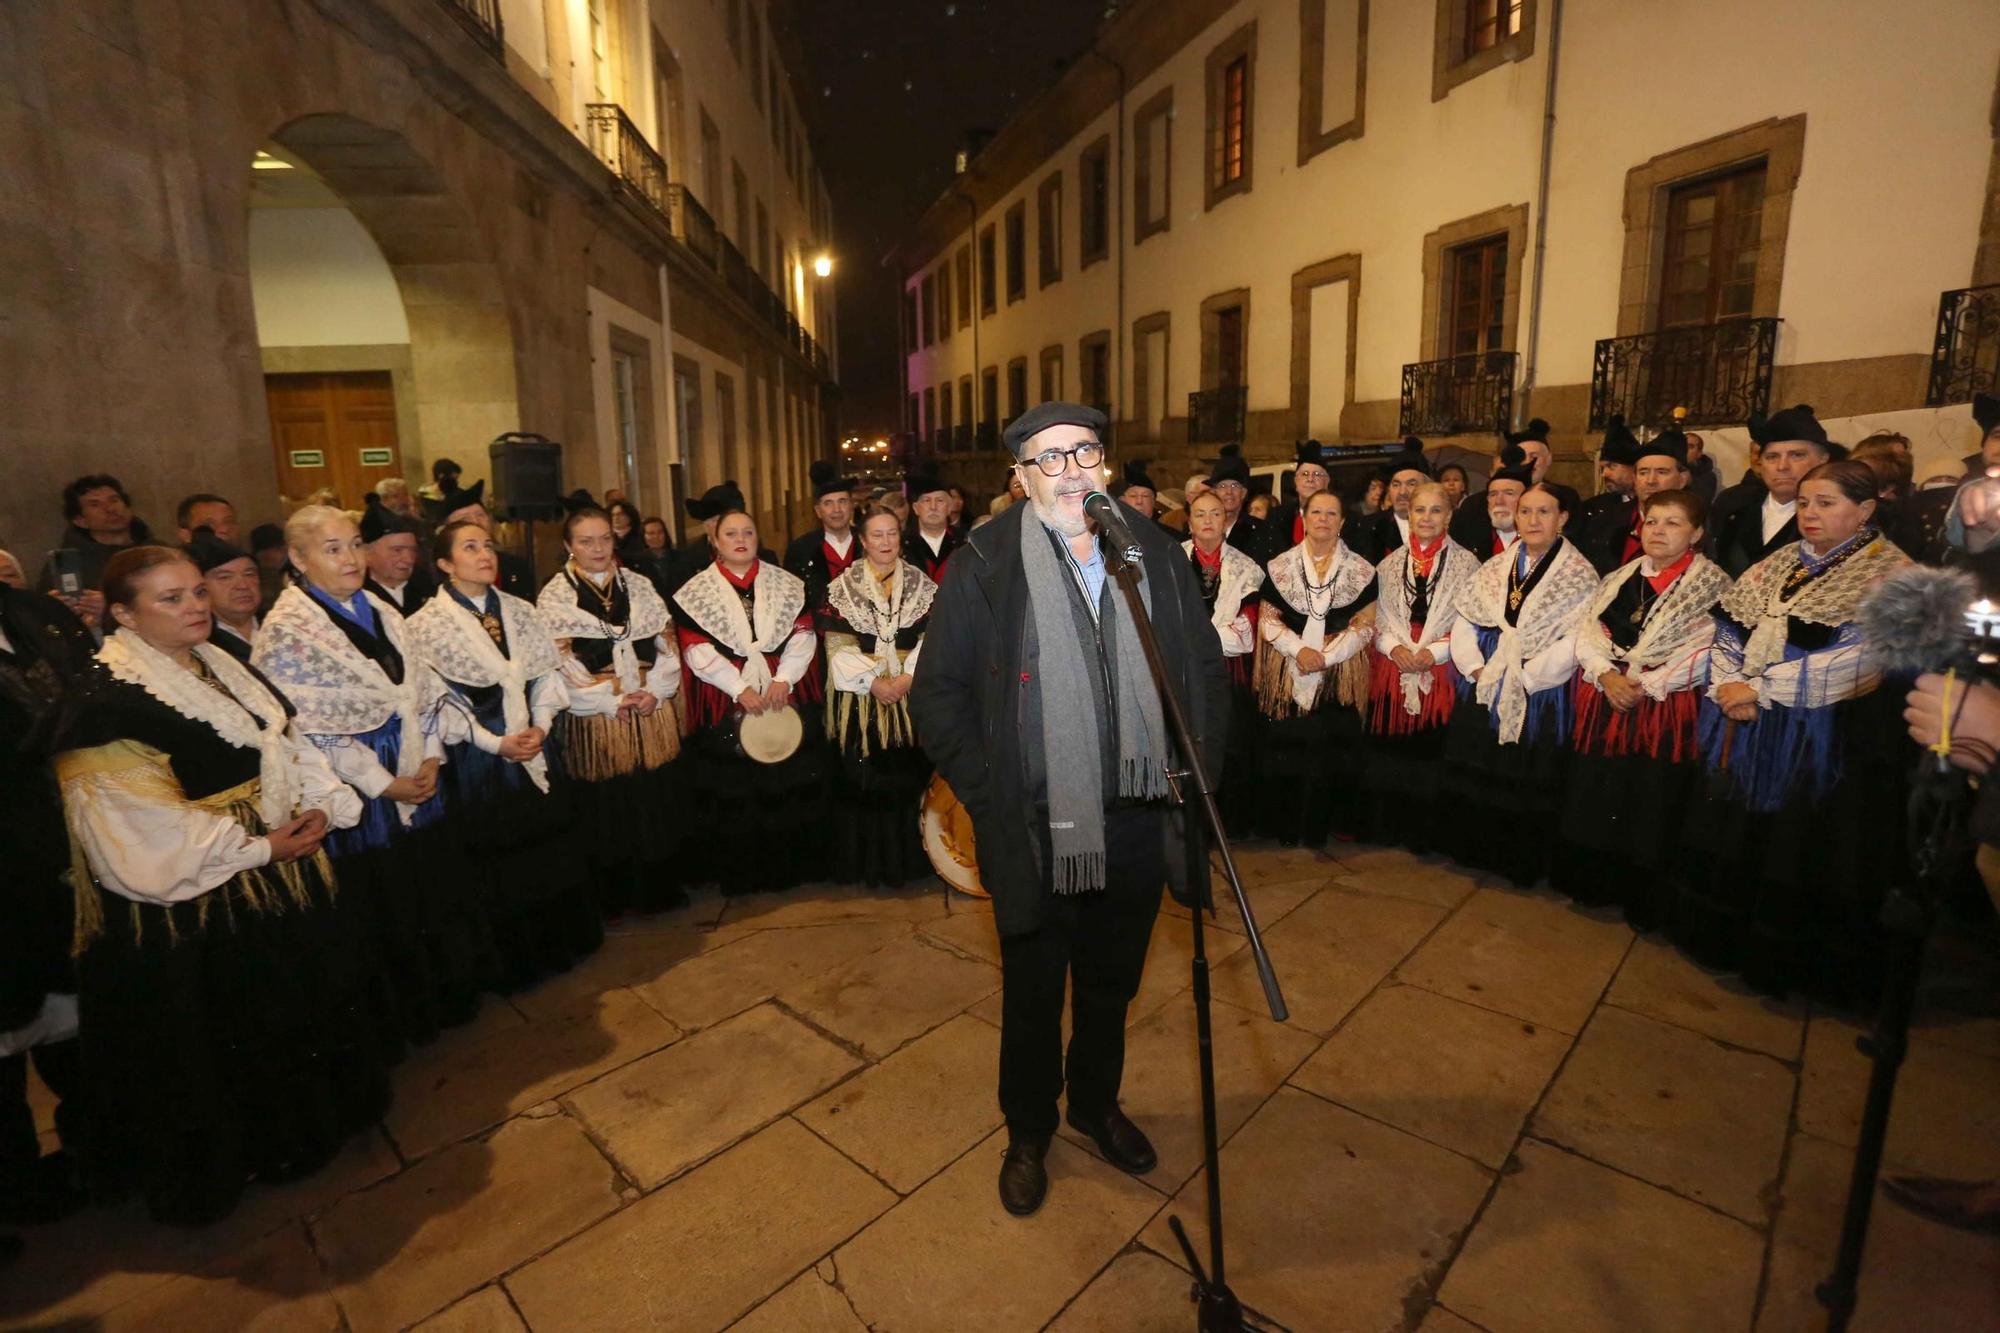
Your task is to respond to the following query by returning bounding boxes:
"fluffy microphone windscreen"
[1860,564,1979,674]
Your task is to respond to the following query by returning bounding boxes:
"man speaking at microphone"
[912,401,1228,1218]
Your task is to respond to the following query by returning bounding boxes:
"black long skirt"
[549,709,689,917]
[830,744,933,888]
[1214,684,1263,840]
[74,862,390,1226]
[683,711,832,894]
[1441,695,1571,886]
[1251,704,1366,847]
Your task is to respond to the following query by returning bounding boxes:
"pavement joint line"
[1748,994,1815,1332]
[1279,1078,1504,1179]
[785,1108,909,1201]
[765,992,877,1064]
[1518,1131,1773,1235]
[1596,995,1805,1068]
[1385,975,1589,1039]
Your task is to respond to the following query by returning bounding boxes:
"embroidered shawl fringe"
[1254,604,1375,722]
[558,706,681,782]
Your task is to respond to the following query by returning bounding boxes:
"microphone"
[1084,491,1145,565]
[1859,564,1982,675]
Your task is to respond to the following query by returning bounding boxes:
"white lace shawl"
[252,584,441,819]
[406,590,563,792]
[1463,539,1600,743]
[1717,535,1907,680]
[537,565,670,694]
[1182,539,1265,637]
[1265,541,1374,624]
[1579,554,1732,677]
[98,629,300,826]
[825,558,936,678]
[671,561,808,694]
[1373,539,1475,716]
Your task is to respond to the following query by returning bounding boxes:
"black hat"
[1598,414,1643,465]
[361,493,421,542]
[685,480,746,520]
[430,457,462,480]
[421,477,485,527]
[1384,436,1429,480]
[1489,443,1534,488]
[183,531,252,574]
[1120,459,1157,493]
[1532,481,1583,516]
[1748,403,1843,459]
[905,472,949,501]
[1974,393,2000,439]
[1206,443,1251,488]
[1002,400,1108,457]
[1636,425,1689,469]
[810,460,854,499]
[1504,417,1552,448]
[560,488,599,515]
[248,522,285,555]
[1293,440,1326,468]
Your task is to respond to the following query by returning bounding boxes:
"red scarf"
[718,559,759,590]
[1621,508,1645,566]
[1192,542,1224,573]
[1644,547,1696,594]
[1292,512,1305,546]
[823,535,856,578]
[1407,532,1446,578]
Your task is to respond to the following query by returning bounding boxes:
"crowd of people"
[3,392,1996,1243]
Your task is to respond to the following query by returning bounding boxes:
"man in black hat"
[911,400,1226,1219]
[182,531,264,662]
[903,472,961,582]
[1578,420,1691,574]
[1116,458,1180,539]
[1350,438,1430,563]
[1573,416,1644,574]
[786,461,860,611]
[359,495,435,616]
[1449,446,1535,557]
[1502,418,1554,485]
[1710,404,1842,576]
[1204,445,1266,559]
[1266,442,1330,553]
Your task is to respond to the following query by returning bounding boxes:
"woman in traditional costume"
[823,505,937,886]
[1183,489,1265,836]
[1676,459,1910,1002]
[254,505,490,1046]
[1551,489,1731,922]
[1445,482,1599,886]
[672,507,827,893]
[409,522,599,989]
[1363,481,1472,851]
[1251,490,1376,846]
[537,506,686,915]
[55,547,387,1225]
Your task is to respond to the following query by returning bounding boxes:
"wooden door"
[265,371,403,511]
[1215,306,1244,391]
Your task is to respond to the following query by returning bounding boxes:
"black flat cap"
[1637,425,1689,469]
[1003,400,1107,457]
[905,472,950,500]
[183,531,252,574]
[360,493,422,542]
[685,480,746,520]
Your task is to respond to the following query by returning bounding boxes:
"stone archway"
[263,112,521,495]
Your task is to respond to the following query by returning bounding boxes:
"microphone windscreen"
[1860,563,1977,675]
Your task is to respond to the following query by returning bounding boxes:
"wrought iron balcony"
[975,421,999,452]
[951,424,973,452]
[1925,284,2000,406]
[719,237,754,304]
[586,104,671,222]
[1187,386,1247,444]
[1399,350,1517,437]
[670,186,720,271]
[438,0,503,57]
[1589,317,1779,430]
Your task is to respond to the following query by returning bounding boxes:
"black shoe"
[1883,1174,2000,1235]
[1066,1104,1157,1175]
[998,1138,1049,1217]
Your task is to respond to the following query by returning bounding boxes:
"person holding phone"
[50,545,385,1226]
[41,475,153,630]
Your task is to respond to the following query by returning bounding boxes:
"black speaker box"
[488,432,564,520]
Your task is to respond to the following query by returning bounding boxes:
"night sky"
[779,1,1105,437]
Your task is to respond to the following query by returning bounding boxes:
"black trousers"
[998,806,1165,1142]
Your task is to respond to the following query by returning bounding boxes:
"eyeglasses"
[1019,442,1105,477]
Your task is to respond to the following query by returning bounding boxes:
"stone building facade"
[893,0,2000,495]
[2,0,837,558]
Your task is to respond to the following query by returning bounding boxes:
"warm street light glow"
[252,151,293,170]
[813,254,833,278]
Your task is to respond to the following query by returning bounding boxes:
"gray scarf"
[1021,516,1170,893]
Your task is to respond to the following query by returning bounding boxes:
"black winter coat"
[910,501,1229,937]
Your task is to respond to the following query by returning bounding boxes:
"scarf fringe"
[1365,651,1458,735]
[1051,850,1106,896]
[1572,676,1701,760]
[557,705,681,781]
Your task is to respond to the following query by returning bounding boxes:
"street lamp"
[812,254,833,278]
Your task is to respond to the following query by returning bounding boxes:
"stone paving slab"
[1127,906,1250,1027]
[1397,887,1633,1034]
[314,1112,624,1333]
[1601,934,1806,1060]
[414,1285,530,1332]
[1414,1304,1488,1332]
[919,907,1005,966]
[834,1129,1166,1333]
[1333,855,1485,911]
[1145,1087,1492,1333]
[1162,872,1329,937]
[1438,1138,1762,1333]
[92,1220,340,1333]
[1797,1013,2000,1179]
[632,920,912,1032]
[796,1012,1003,1194]
[565,1002,862,1189]
[1047,1248,1205,1331]
[509,925,731,1023]
[716,879,953,931]
[1532,1005,1794,1224]
[506,1118,894,1333]
[1291,981,1573,1169]
[1758,1131,2000,1333]
[726,1260,869,1331]
[1210,885,1448,1034]
[384,987,680,1161]
[1056,994,1319,1190]
[779,931,1001,1060]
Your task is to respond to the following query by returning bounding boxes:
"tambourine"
[735,705,803,764]
[920,773,989,898]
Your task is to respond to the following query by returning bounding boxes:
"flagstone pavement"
[6,843,1998,1331]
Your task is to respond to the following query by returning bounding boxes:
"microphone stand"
[1096,508,1288,1333]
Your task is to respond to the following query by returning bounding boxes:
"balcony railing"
[670,185,720,271]
[438,0,503,57]
[1589,317,1780,430]
[585,104,671,221]
[719,237,753,304]
[1926,284,2000,406]
[1399,350,1517,437]
[975,422,999,452]
[1187,386,1247,444]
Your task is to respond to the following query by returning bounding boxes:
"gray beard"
[1030,495,1088,538]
